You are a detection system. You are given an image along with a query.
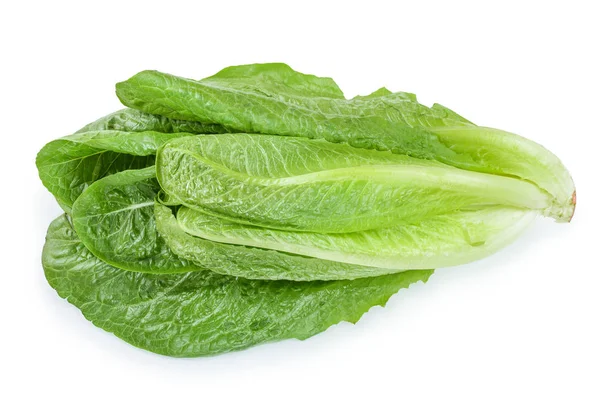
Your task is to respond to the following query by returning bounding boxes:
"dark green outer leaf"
[36,130,189,213]
[116,65,473,163]
[36,138,154,213]
[71,167,196,273]
[43,214,433,357]
[37,108,233,213]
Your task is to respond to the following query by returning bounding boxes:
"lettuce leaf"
[117,63,574,221]
[71,167,536,281]
[43,214,433,357]
[157,134,550,232]
[176,205,536,273]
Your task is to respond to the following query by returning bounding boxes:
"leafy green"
[36,62,576,357]
[43,214,433,357]
[205,62,346,99]
[117,63,575,221]
[71,167,196,273]
[155,203,389,280]
[116,64,471,163]
[36,126,183,213]
[431,126,575,221]
[36,108,232,212]
[76,108,235,134]
[70,167,396,279]
[71,164,535,280]
[177,205,536,273]
[157,134,550,232]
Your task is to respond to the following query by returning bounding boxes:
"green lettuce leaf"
[431,126,575,221]
[36,130,190,212]
[71,167,393,279]
[36,108,233,212]
[176,205,536,273]
[116,64,471,162]
[205,62,346,99]
[43,214,433,357]
[76,108,235,134]
[72,167,533,281]
[71,167,196,273]
[117,63,574,221]
[155,203,389,280]
[157,134,550,232]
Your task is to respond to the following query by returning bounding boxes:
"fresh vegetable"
[117,64,575,221]
[43,214,432,357]
[36,108,229,212]
[175,205,536,275]
[76,167,528,281]
[71,167,195,273]
[76,108,235,134]
[156,134,548,232]
[37,63,575,357]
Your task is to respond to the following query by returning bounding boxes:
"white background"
[2,1,599,399]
